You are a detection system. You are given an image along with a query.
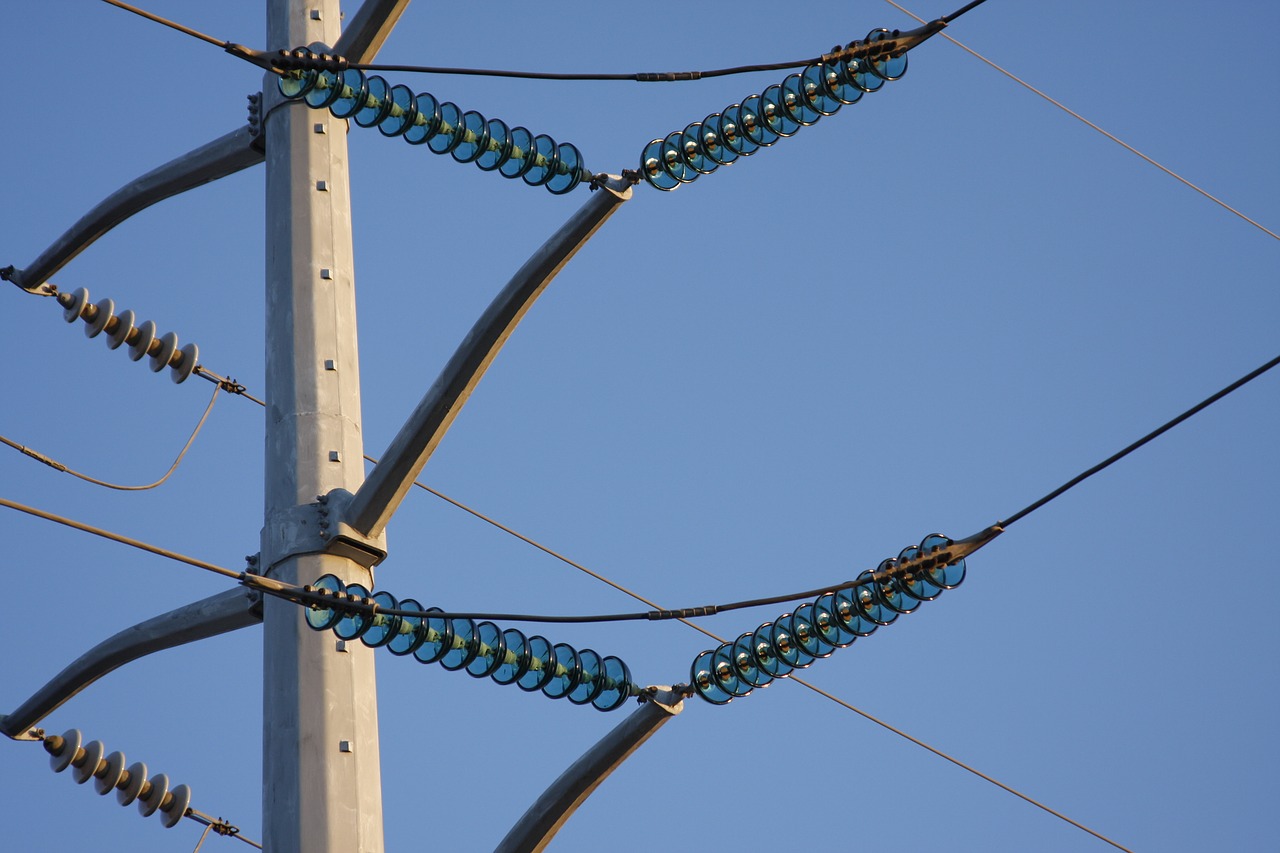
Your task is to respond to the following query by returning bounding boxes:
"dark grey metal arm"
[0,587,261,740]
[494,688,684,853]
[345,176,634,538]
[334,0,414,59]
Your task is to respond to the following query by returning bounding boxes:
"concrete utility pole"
[261,1,384,849]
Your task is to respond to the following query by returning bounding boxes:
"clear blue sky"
[2,1,1277,850]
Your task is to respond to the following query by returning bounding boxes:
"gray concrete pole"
[262,1,385,851]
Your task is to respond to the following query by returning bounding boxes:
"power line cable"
[0,384,220,491]
[882,0,1280,243]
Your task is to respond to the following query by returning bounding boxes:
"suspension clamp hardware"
[260,489,387,574]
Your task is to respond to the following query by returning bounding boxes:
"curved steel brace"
[494,688,684,853]
[0,586,262,740]
[345,176,634,538]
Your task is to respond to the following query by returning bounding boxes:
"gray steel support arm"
[494,688,684,853]
[0,586,261,740]
[345,177,633,538]
[2,0,413,294]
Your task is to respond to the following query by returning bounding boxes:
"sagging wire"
[0,383,220,491]
[881,0,1280,243]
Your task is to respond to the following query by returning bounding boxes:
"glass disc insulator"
[304,69,342,109]
[640,139,679,190]
[413,607,454,664]
[492,628,529,684]
[800,64,841,116]
[592,656,632,712]
[518,635,556,692]
[855,571,897,625]
[921,533,966,588]
[847,55,884,93]
[770,614,816,669]
[522,134,561,186]
[866,28,908,80]
[543,643,581,699]
[759,84,798,138]
[680,122,716,175]
[752,622,793,678]
[360,590,401,647]
[714,644,751,697]
[897,543,943,602]
[791,604,835,658]
[330,69,369,119]
[782,73,821,126]
[500,126,536,179]
[822,60,863,105]
[466,621,506,678]
[733,633,772,688]
[403,92,440,145]
[476,118,511,171]
[378,84,417,137]
[438,617,478,671]
[305,574,344,631]
[876,559,920,614]
[660,130,695,184]
[568,649,605,705]
[701,112,739,166]
[834,587,878,636]
[813,593,856,648]
[279,68,316,100]
[428,102,464,155]
[387,597,424,655]
[740,95,779,147]
[719,104,760,156]
[354,75,392,127]
[333,583,373,640]
[692,649,733,705]
[547,142,584,194]
[451,110,490,163]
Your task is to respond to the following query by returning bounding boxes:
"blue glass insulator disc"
[304,69,342,109]
[855,571,897,625]
[781,73,821,127]
[492,628,529,684]
[701,112,738,166]
[361,590,400,647]
[438,617,478,670]
[732,633,772,688]
[680,122,716,175]
[546,142,584,194]
[866,29,908,80]
[834,588,878,637]
[718,105,759,156]
[279,68,316,100]
[466,621,506,678]
[333,582,372,640]
[378,84,417,137]
[500,126,536,179]
[428,102,464,155]
[660,131,695,184]
[640,139,679,191]
[413,607,454,664]
[740,95,779,147]
[451,110,490,163]
[476,118,511,171]
[403,92,440,145]
[692,649,733,705]
[821,60,863,105]
[522,134,561,186]
[330,69,369,119]
[387,597,424,655]
[592,656,632,712]
[898,543,943,601]
[760,84,799,138]
[751,622,793,678]
[714,645,751,697]
[354,75,392,127]
[770,615,815,669]
[518,635,555,692]
[543,643,581,699]
[568,649,605,705]
[814,593,856,648]
[920,533,966,588]
[791,604,835,658]
[304,574,344,631]
[847,56,884,93]
[801,65,840,116]
[876,559,920,614]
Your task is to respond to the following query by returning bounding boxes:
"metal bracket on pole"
[259,490,388,577]
[494,686,685,853]
[345,175,634,539]
[0,586,262,741]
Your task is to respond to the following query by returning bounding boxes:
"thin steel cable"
[0,494,243,581]
[0,384,219,490]
[882,0,1280,242]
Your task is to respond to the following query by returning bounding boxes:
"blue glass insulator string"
[278,61,589,195]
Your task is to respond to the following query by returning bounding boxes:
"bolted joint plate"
[260,489,387,575]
